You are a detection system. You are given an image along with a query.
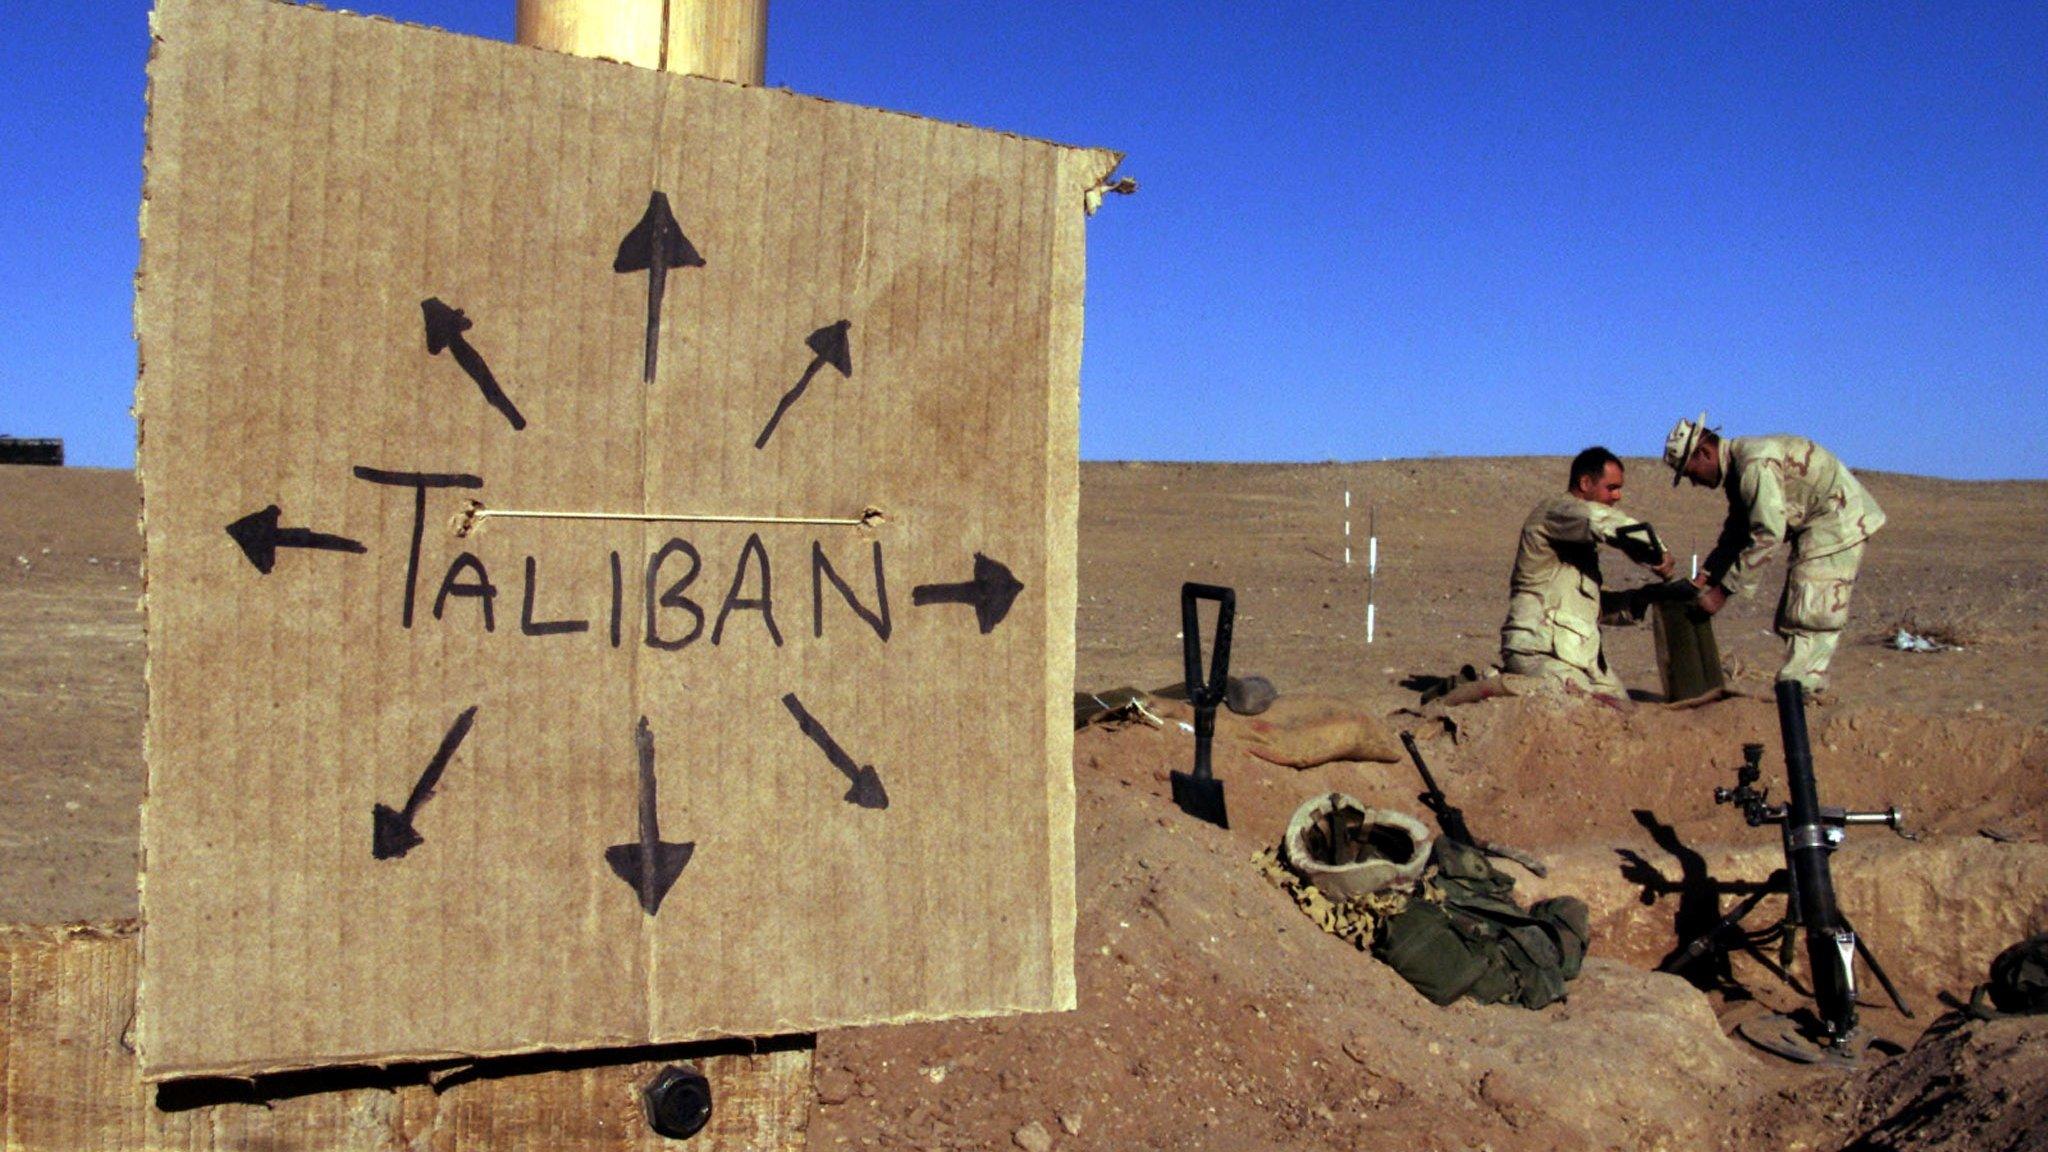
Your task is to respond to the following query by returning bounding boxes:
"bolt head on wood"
[643,1063,713,1140]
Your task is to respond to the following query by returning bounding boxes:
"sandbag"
[1132,692,1403,766]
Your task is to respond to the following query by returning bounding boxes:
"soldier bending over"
[1665,414,1886,696]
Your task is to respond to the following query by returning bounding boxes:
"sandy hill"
[4,460,2044,1151]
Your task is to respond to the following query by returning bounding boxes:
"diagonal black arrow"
[781,693,889,809]
[911,552,1025,635]
[372,704,478,860]
[753,320,854,449]
[422,298,526,430]
[604,716,695,915]
[613,191,706,385]
[224,505,367,574]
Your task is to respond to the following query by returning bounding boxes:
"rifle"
[1399,731,1547,878]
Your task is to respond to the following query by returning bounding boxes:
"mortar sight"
[1713,743,1771,821]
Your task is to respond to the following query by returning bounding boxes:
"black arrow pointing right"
[614,191,706,385]
[372,704,477,860]
[911,552,1025,635]
[603,717,695,916]
[224,505,367,574]
[422,297,526,430]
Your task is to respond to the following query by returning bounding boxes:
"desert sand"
[4,458,2044,1150]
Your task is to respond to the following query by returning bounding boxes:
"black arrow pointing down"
[604,716,694,915]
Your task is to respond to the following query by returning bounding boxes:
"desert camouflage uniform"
[1500,494,1664,696]
[1702,435,1886,692]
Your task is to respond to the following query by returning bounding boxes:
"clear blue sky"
[3,2,2043,477]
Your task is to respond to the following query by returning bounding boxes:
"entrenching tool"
[1171,583,1234,829]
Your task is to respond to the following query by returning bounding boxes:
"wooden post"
[515,0,768,83]
[0,924,813,1151]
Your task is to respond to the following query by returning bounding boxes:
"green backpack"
[1371,838,1590,1010]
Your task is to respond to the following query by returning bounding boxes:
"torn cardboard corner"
[137,0,1119,1080]
[1084,174,1139,215]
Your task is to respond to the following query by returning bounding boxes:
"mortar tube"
[1776,680,1858,1038]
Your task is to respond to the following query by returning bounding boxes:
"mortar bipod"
[1669,685,1917,1065]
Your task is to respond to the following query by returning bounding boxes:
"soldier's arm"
[1701,509,1749,585]
[1712,463,1787,600]
[1536,499,1602,545]
[1584,503,1668,569]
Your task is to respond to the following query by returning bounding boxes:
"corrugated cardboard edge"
[130,0,164,1091]
[1045,145,1126,1013]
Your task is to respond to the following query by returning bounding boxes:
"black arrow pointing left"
[372,705,477,860]
[782,693,889,810]
[422,297,526,430]
[224,505,367,574]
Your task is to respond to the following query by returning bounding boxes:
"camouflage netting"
[1255,846,1432,950]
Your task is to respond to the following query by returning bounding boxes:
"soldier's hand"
[1696,585,1728,615]
[1650,553,1676,579]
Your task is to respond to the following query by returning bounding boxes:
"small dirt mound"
[1735,1013,2048,1152]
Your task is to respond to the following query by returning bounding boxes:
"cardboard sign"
[137,0,1118,1079]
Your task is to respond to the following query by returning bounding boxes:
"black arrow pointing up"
[781,693,889,809]
[224,505,367,574]
[911,553,1025,635]
[372,704,477,860]
[614,191,706,385]
[422,298,526,430]
[754,320,854,449]
[604,717,695,915]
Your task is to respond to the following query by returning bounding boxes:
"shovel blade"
[1170,770,1229,829]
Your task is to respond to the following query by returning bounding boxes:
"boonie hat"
[1663,412,1709,486]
